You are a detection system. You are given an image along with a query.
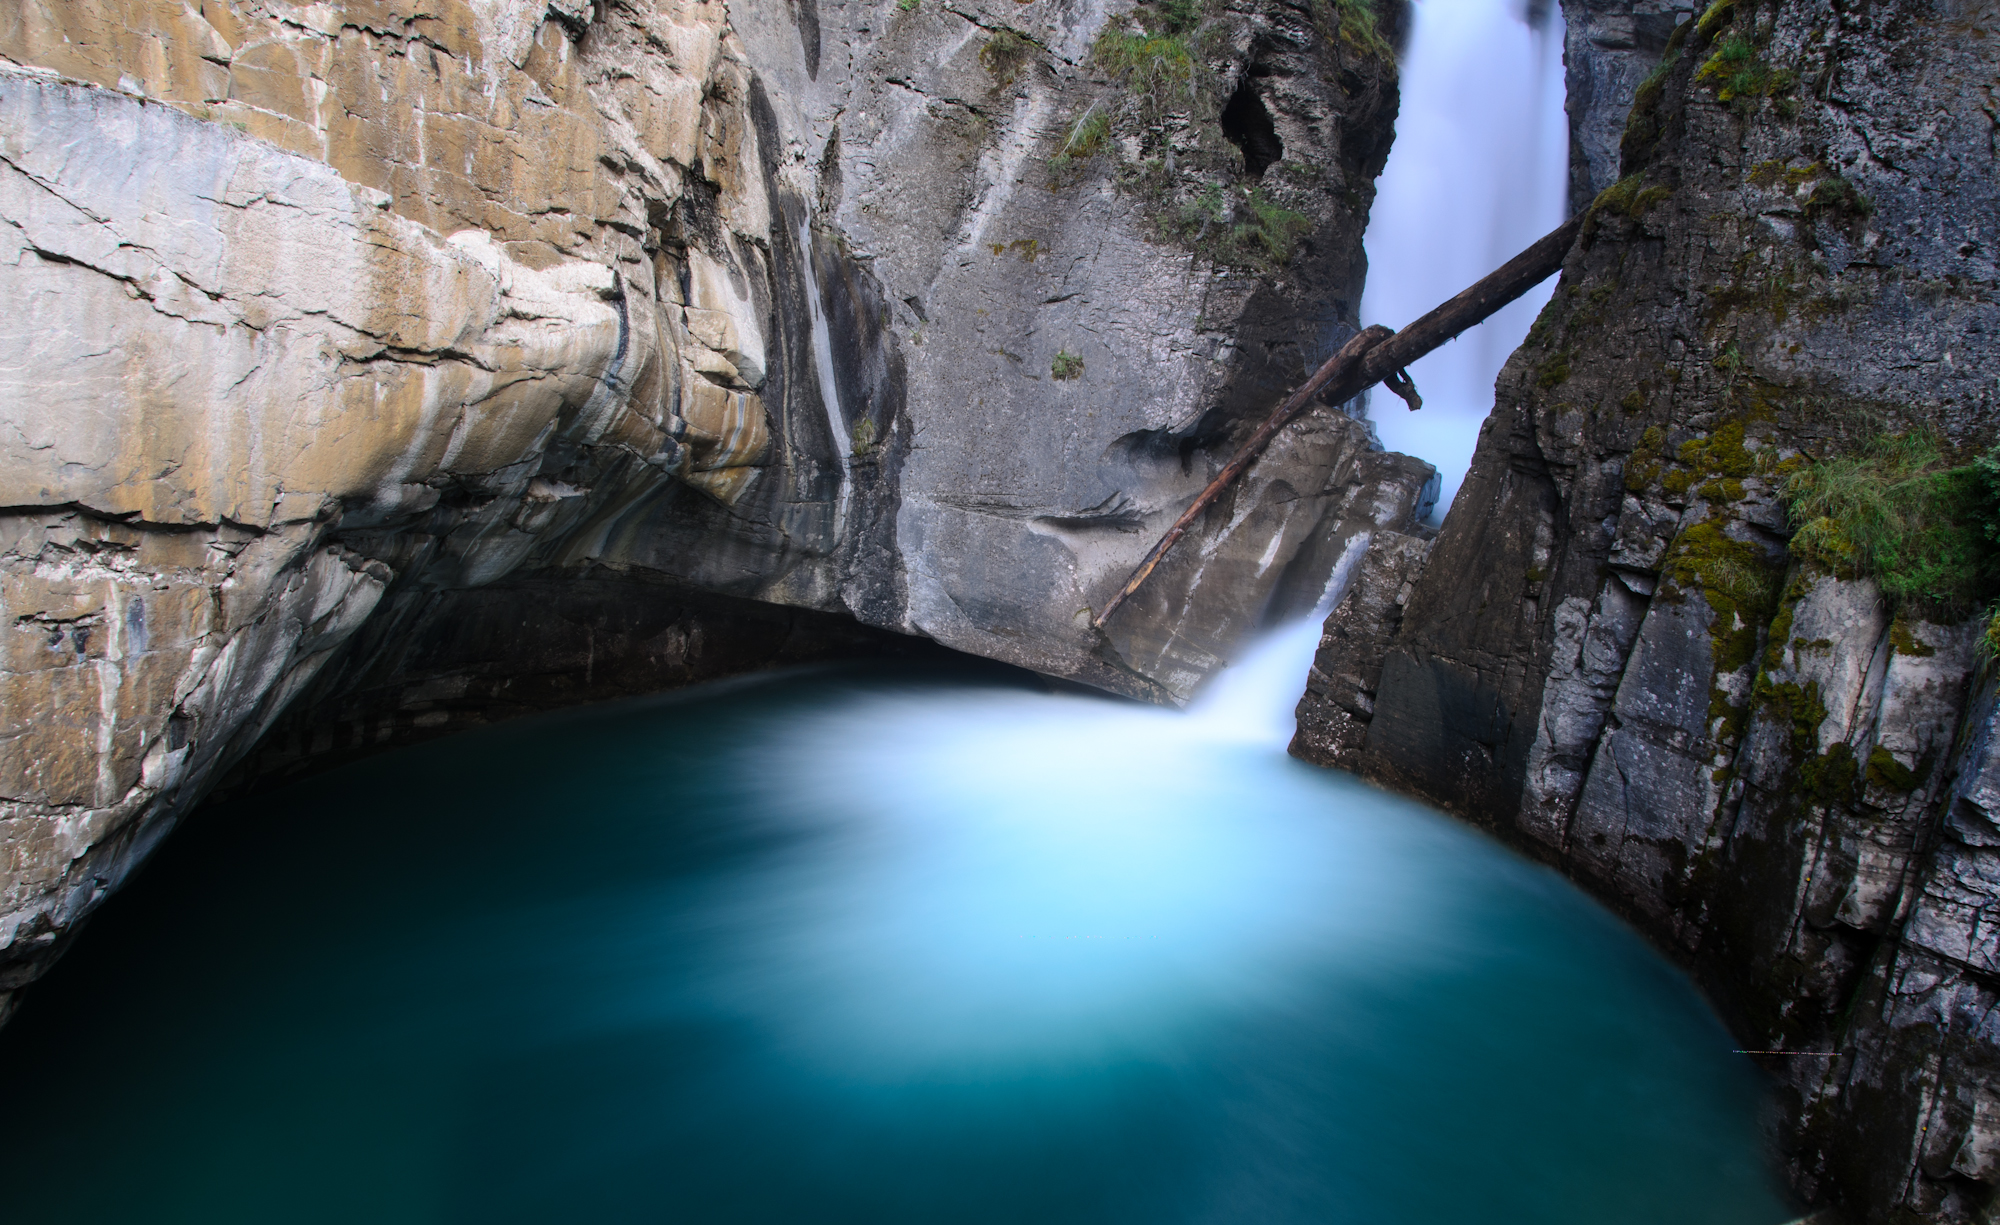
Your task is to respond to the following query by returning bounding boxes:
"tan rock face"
[0,0,775,1017]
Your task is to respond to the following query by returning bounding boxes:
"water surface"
[0,632,1790,1224]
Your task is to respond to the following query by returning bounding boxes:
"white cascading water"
[1364,0,1570,521]
[706,10,1579,1069]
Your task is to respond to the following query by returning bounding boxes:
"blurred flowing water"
[1364,0,1571,518]
[0,622,1790,1224]
[0,8,1785,1220]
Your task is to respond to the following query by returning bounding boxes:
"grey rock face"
[1559,0,1693,213]
[628,0,1428,699]
[1289,527,1432,766]
[1296,3,2000,1218]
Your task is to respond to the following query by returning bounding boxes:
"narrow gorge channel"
[0,16,1793,1216]
[6,0,1998,1220]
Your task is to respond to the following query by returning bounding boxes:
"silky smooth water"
[0,626,1791,1224]
[1365,0,1570,518]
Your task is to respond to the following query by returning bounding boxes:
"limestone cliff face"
[1295,3,2000,1219]
[615,0,1431,694]
[0,1,1429,1019]
[1561,0,1695,210]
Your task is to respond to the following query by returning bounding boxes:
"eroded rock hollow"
[0,0,1430,1020]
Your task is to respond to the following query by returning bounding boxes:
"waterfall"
[1363,0,1570,521]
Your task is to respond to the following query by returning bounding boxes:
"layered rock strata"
[2,1,1431,1020]
[1295,3,2000,1219]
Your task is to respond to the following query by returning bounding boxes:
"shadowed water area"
[0,624,1791,1223]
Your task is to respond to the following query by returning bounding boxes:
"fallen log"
[1318,212,1585,411]
[1089,325,1391,632]
[1090,212,1583,631]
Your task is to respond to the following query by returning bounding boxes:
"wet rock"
[1290,528,1434,768]
[1294,2,2000,1218]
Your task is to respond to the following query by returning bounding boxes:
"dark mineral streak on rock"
[1295,3,2000,1219]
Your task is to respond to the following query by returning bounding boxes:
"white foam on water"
[683,603,1451,1077]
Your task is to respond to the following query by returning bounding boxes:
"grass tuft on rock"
[980,29,1036,86]
[1049,104,1112,182]
[1694,18,1795,107]
[1783,431,2000,620]
[1318,0,1393,60]
[1166,182,1312,269]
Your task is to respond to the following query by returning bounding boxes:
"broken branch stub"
[1092,212,1583,631]
[1317,212,1585,409]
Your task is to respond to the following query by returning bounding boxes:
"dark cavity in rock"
[1221,77,1282,179]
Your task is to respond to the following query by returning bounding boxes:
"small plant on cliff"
[1783,431,2000,619]
[981,29,1036,86]
[1088,0,1230,123]
[1232,186,1313,265]
[1049,104,1112,183]
[1093,27,1201,107]
[1051,349,1085,381]
[1314,0,1394,60]
[1694,7,1796,110]
[1166,182,1312,269]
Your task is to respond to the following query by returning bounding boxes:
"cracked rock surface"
[1294,2,2000,1219]
[1,0,1433,1018]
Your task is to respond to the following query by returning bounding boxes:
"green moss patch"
[1746,159,1825,190]
[1663,516,1788,745]
[1593,174,1674,220]
[1317,0,1393,60]
[1163,182,1313,270]
[1866,745,1925,793]
[1697,32,1796,104]
[1753,676,1859,804]
[1802,175,1873,227]
[1632,419,1769,508]
[1887,617,1937,658]
[1665,521,1785,663]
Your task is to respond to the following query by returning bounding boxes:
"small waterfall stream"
[1364,0,1570,519]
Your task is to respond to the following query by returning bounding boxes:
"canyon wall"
[1562,0,1698,210]
[0,0,1430,1020]
[1296,2,2000,1219]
